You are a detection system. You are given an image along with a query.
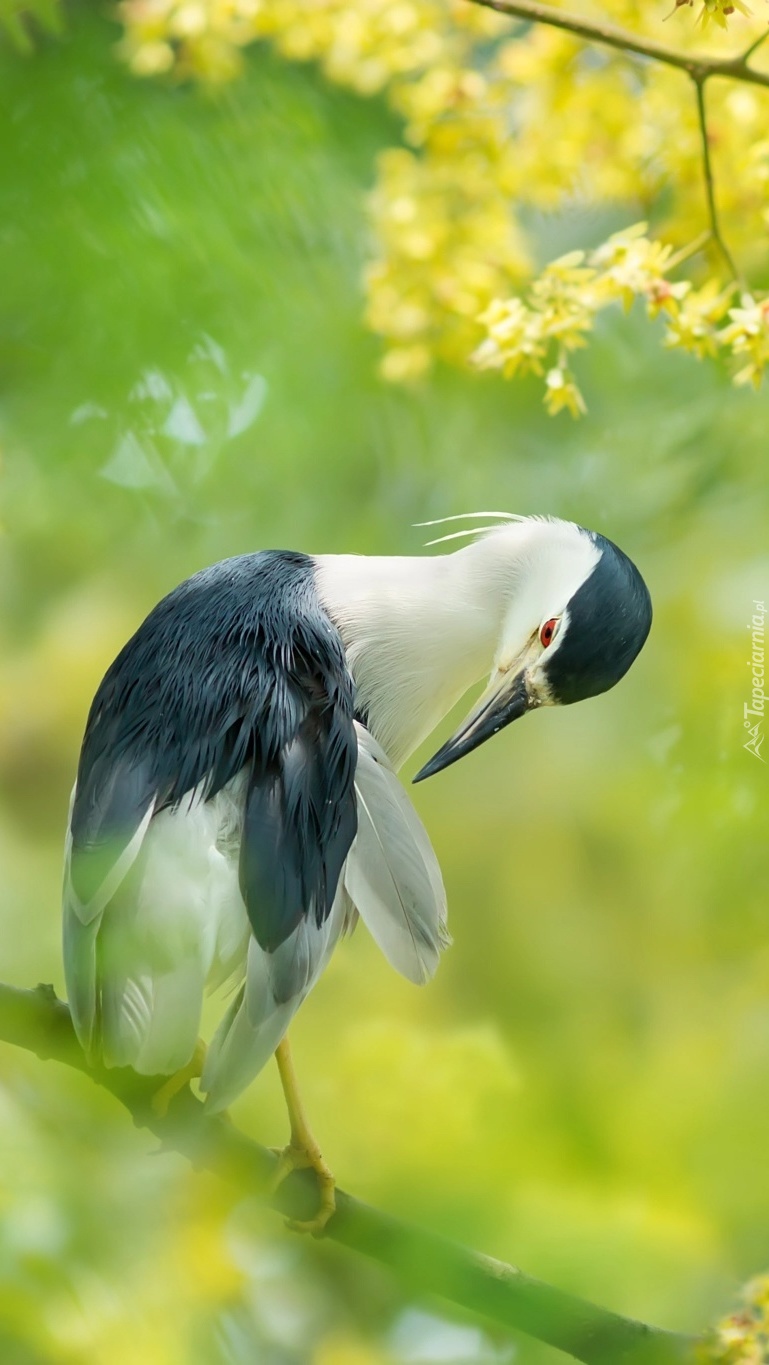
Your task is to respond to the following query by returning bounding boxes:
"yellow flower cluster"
[365,134,531,381]
[720,294,769,386]
[116,0,264,81]
[474,226,683,414]
[664,278,731,358]
[114,0,769,410]
[674,0,753,30]
[701,1272,769,1363]
[117,0,501,88]
[473,222,769,414]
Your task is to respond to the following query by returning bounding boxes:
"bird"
[63,513,652,1232]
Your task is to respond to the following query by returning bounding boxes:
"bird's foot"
[270,1035,336,1235]
[151,1038,207,1117]
[269,1137,336,1237]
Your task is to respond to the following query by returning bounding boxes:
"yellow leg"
[151,1038,207,1117]
[270,1035,336,1236]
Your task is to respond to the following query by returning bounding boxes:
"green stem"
[693,77,741,284]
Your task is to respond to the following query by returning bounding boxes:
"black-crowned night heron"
[63,514,652,1232]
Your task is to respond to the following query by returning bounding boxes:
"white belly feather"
[63,726,449,1108]
[66,778,251,1076]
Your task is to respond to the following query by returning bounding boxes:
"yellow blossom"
[544,366,587,418]
[474,298,546,377]
[696,0,753,31]
[664,281,733,356]
[700,1271,769,1363]
[719,294,769,386]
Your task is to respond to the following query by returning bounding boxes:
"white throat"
[313,519,597,770]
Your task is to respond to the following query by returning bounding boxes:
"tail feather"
[201,892,347,1112]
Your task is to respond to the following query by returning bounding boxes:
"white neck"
[314,524,566,769]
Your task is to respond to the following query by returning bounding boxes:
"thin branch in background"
[740,27,769,65]
[692,76,741,285]
[0,981,696,1365]
[666,228,713,271]
[464,0,769,87]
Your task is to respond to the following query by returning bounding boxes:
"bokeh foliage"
[1,4,769,1363]
[111,0,769,416]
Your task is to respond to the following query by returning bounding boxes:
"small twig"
[0,981,696,1365]
[740,27,769,66]
[667,228,713,271]
[692,76,741,284]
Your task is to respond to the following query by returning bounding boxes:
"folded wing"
[63,553,358,1077]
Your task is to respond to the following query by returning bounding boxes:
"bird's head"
[413,518,652,782]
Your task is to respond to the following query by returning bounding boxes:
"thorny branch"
[0,980,696,1365]
[465,0,769,283]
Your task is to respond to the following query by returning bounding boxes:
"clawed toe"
[269,1140,336,1236]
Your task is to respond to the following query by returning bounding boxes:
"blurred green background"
[1,6,768,1363]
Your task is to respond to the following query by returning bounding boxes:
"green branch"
[0,980,696,1365]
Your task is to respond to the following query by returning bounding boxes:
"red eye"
[540,618,558,648]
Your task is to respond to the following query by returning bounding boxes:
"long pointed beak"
[413,669,536,783]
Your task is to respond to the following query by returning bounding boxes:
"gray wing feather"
[343,724,450,986]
